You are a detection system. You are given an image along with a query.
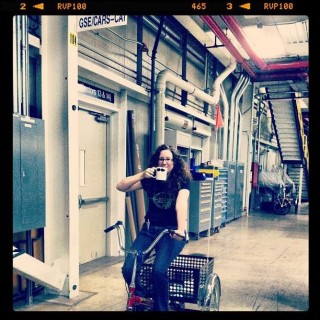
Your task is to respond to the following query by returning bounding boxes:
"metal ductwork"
[233,76,250,161]
[220,84,229,160]
[193,119,212,137]
[154,58,237,147]
[165,109,193,133]
[154,60,235,148]
[211,56,237,105]
[227,74,246,160]
[155,70,215,148]
[165,110,212,138]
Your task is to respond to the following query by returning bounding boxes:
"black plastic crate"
[138,254,214,303]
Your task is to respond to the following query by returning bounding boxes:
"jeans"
[122,223,186,311]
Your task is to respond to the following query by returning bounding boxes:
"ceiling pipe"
[221,15,308,72]
[13,16,21,114]
[150,16,165,153]
[154,70,217,148]
[219,84,229,160]
[211,56,237,108]
[233,76,250,161]
[200,15,256,78]
[221,15,266,70]
[21,15,30,116]
[227,74,245,160]
[254,72,308,82]
[210,58,236,159]
[201,15,308,82]
[154,59,236,148]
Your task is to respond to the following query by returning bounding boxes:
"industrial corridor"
[13,204,309,313]
[10,12,309,316]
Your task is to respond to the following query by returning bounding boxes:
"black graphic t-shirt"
[141,178,190,227]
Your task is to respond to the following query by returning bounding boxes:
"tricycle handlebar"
[104,220,123,233]
[104,221,187,256]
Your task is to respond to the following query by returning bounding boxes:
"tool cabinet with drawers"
[188,180,213,240]
[211,178,223,234]
[217,167,228,227]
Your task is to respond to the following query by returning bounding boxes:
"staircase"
[287,164,309,201]
[266,85,309,201]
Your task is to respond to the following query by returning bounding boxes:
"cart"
[138,253,221,311]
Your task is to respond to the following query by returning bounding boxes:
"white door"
[78,107,109,264]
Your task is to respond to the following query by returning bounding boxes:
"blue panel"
[13,115,46,233]
[235,163,245,218]
[224,161,236,222]
[13,115,22,232]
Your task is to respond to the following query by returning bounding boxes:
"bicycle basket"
[138,254,214,303]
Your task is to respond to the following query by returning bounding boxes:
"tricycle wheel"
[199,273,221,311]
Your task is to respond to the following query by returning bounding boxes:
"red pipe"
[200,15,256,78]
[253,72,308,82]
[220,15,267,70]
[263,61,308,71]
[220,15,308,71]
[201,15,308,82]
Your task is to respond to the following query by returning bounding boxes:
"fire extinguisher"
[251,162,259,187]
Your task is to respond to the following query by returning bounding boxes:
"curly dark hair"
[147,144,192,192]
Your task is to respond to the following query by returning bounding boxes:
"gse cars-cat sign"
[77,16,127,32]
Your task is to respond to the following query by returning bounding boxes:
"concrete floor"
[13,204,309,313]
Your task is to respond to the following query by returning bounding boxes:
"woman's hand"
[143,167,156,179]
[171,229,188,242]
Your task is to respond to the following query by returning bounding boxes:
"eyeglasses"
[158,157,172,163]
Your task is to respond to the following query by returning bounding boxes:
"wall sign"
[78,82,115,103]
[77,15,127,32]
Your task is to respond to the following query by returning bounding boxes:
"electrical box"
[13,114,46,233]
[251,162,259,187]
